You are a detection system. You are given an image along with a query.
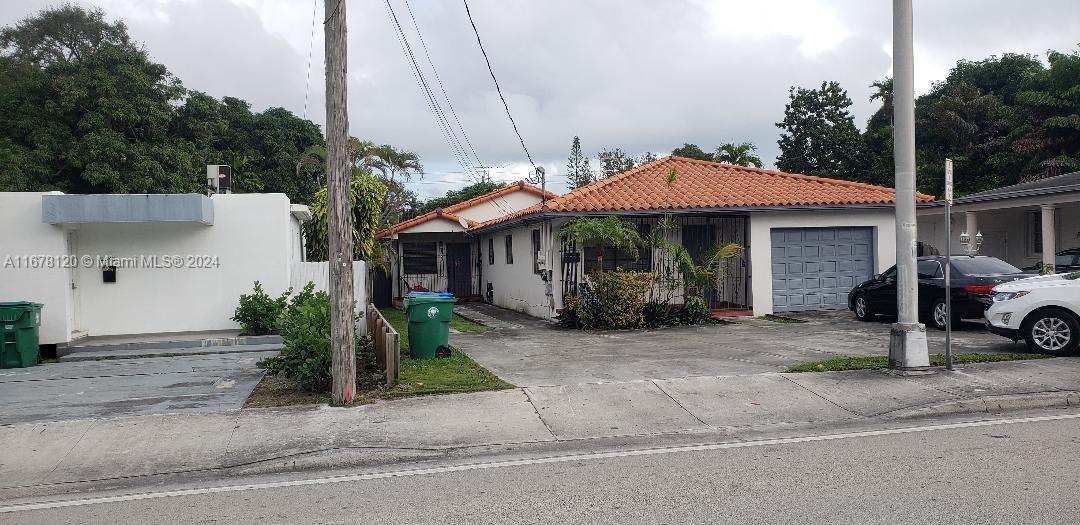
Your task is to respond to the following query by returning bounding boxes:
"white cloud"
[1,0,1078,197]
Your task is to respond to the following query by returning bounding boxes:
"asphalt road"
[6,412,1079,524]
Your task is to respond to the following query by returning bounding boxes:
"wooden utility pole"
[325,0,356,405]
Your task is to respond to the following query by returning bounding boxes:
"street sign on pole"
[944,158,954,370]
[944,158,954,205]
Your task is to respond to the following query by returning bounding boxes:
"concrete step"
[58,343,283,362]
[64,334,282,354]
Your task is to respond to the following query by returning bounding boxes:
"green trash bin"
[403,292,457,359]
[0,301,43,369]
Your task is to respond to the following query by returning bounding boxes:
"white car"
[985,272,1080,356]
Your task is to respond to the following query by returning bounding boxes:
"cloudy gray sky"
[2,0,1078,196]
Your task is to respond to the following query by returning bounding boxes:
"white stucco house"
[378,156,933,318]
[0,191,311,347]
[918,171,1080,271]
[376,181,556,301]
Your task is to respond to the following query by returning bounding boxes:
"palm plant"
[303,170,387,265]
[713,142,763,168]
[558,216,642,276]
[670,242,744,298]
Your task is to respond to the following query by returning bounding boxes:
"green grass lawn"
[785,352,1052,373]
[376,306,510,398]
[378,306,489,353]
[385,348,513,398]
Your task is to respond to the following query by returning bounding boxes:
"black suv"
[849,256,1029,330]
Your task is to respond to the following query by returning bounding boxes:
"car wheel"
[853,294,874,321]
[1022,308,1080,356]
[928,298,956,331]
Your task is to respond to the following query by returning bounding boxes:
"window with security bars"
[402,242,438,274]
[582,222,651,273]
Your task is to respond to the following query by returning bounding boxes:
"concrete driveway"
[0,351,276,425]
[454,305,1030,388]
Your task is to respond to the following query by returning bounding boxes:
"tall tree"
[1012,50,1080,177]
[775,81,864,181]
[639,151,658,165]
[713,142,763,168]
[0,4,134,66]
[671,143,712,161]
[565,136,593,189]
[0,5,325,201]
[860,78,895,188]
[597,147,635,178]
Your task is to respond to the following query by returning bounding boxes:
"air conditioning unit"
[207,165,232,195]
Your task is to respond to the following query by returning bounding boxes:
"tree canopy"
[415,179,509,216]
[671,143,713,161]
[0,4,326,204]
[566,136,593,190]
[713,142,763,168]
[778,49,1080,197]
[775,81,864,181]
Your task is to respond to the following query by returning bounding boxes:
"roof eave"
[468,203,901,234]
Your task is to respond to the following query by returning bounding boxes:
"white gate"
[290,261,369,333]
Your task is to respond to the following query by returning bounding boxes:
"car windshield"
[950,257,1021,275]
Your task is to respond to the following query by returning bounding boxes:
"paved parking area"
[0,351,275,425]
[454,306,1029,388]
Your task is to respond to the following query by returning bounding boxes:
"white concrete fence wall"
[290,261,369,334]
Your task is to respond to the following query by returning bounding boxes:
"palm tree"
[558,216,642,276]
[713,142,763,168]
[375,145,424,183]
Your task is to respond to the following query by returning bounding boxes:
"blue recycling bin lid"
[406,291,455,298]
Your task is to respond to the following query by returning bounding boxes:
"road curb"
[887,391,1080,420]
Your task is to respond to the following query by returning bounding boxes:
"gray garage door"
[771,227,874,312]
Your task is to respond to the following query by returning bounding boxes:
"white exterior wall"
[455,190,544,223]
[748,208,897,316]
[70,193,297,336]
[479,219,564,319]
[400,217,466,234]
[0,192,73,345]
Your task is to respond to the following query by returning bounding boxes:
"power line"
[301,0,318,120]
[402,0,484,169]
[461,0,536,168]
[384,0,476,178]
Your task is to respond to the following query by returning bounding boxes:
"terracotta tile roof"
[377,181,556,237]
[474,156,933,229]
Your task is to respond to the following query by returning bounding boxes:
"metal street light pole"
[888,0,930,371]
[944,158,954,371]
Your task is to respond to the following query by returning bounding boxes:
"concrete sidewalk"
[2,357,1079,500]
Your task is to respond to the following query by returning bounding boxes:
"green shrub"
[557,293,583,329]
[596,270,652,328]
[643,300,681,327]
[680,295,710,324]
[570,270,652,329]
[232,281,291,335]
[257,288,379,393]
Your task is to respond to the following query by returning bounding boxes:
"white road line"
[4,411,1080,513]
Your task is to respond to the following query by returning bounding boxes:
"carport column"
[964,211,978,250]
[887,0,930,371]
[1041,204,1057,273]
